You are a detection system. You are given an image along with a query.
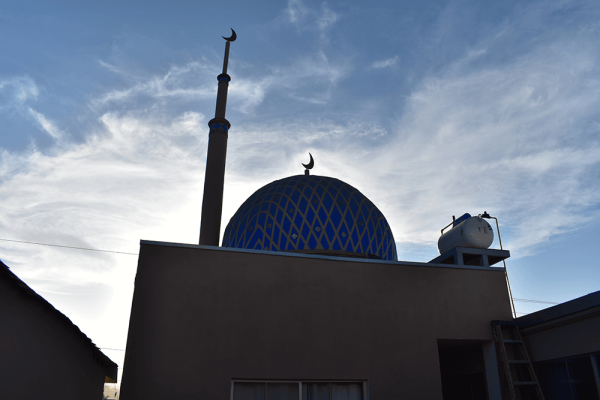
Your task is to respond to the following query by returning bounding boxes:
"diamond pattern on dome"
[222,175,398,260]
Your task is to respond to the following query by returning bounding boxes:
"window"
[535,354,600,400]
[231,381,367,400]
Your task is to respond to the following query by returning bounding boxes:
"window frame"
[230,379,369,400]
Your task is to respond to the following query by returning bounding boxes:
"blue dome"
[222,175,398,260]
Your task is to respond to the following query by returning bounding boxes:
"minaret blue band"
[208,118,231,129]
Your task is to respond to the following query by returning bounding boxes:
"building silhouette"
[119,32,600,400]
[0,260,117,399]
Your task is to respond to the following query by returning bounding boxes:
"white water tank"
[438,216,494,254]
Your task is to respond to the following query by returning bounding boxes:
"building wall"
[0,277,110,400]
[120,242,513,400]
[520,307,600,362]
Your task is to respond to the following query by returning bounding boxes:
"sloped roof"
[0,259,118,382]
[515,290,600,329]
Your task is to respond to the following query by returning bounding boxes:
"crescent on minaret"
[302,153,314,169]
[222,28,237,42]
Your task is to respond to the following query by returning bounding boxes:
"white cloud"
[0,110,206,279]
[283,0,339,39]
[97,50,349,115]
[95,61,217,106]
[28,108,65,141]
[371,56,399,69]
[0,76,39,108]
[317,4,338,32]
[285,0,309,24]
[0,76,67,142]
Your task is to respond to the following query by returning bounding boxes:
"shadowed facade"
[119,241,512,399]
[0,260,117,399]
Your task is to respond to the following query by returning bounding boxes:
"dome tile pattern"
[222,175,397,260]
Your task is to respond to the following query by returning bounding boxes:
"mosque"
[119,31,600,400]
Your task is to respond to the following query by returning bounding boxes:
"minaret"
[199,29,236,246]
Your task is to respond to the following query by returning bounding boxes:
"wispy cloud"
[0,76,65,142]
[371,56,399,69]
[97,49,349,114]
[28,108,65,141]
[285,0,309,24]
[95,61,217,107]
[271,51,349,104]
[317,4,338,33]
[0,76,39,108]
[0,110,206,278]
[283,0,340,41]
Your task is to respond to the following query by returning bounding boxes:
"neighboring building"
[516,291,600,399]
[0,260,117,399]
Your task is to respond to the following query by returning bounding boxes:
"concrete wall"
[120,242,513,400]
[520,307,600,362]
[0,276,111,400]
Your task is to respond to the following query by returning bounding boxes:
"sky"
[1,0,600,384]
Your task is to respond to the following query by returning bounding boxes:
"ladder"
[491,321,545,400]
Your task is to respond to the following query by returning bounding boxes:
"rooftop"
[515,290,600,329]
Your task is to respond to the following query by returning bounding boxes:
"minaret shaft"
[199,37,234,246]
[215,80,229,119]
[222,41,230,74]
[199,130,228,246]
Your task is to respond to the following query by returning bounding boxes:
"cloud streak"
[28,108,65,141]
[97,49,349,114]
[283,0,339,41]
[95,61,217,107]
[0,76,66,142]
[371,56,399,69]
[0,76,39,108]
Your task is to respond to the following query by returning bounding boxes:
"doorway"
[438,339,489,400]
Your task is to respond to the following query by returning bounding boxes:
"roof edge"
[0,260,118,379]
[139,239,506,272]
[515,290,600,329]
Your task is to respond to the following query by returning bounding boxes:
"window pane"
[332,383,363,400]
[303,383,330,400]
[536,361,572,400]
[568,356,600,400]
[234,382,266,400]
[267,383,298,400]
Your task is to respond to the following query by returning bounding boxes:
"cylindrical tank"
[438,216,494,254]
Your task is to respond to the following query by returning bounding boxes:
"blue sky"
[1,0,599,382]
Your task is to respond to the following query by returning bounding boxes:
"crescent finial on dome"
[302,153,314,175]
